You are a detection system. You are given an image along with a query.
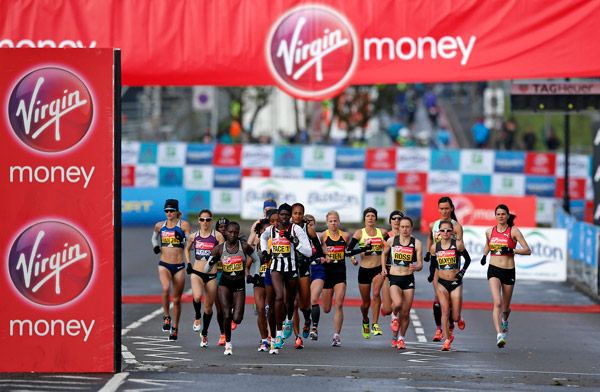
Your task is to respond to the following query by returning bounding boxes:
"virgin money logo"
[8,67,93,152]
[267,5,358,99]
[453,196,475,225]
[8,221,93,306]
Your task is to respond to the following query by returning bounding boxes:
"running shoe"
[295,336,304,349]
[332,334,341,347]
[391,336,397,348]
[302,320,311,339]
[381,308,386,317]
[231,320,237,331]
[193,319,201,332]
[258,340,269,352]
[501,320,508,338]
[448,328,454,343]
[224,346,232,356]
[218,334,226,346]
[200,334,208,347]
[362,322,371,339]
[457,318,466,330]
[168,327,178,341]
[497,333,506,348]
[372,323,382,336]
[441,339,451,351]
[162,316,171,332]
[432,328,443,342]
[283,320,293,339]
[269,341,278,355]
[396,339,406,350]
[309,326,318,341]
[274,335,283,349]
[390,318,399,332]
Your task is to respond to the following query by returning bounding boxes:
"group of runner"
[152,196,531,355]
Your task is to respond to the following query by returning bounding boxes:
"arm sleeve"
[346,237,359,252]
[430,254,438,275]
[293,225,312,257]
[460,249,471,271]
[151,231,160,247]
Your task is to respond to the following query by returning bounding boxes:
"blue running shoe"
[283,320,293,339]
[302,320,311,339]
[274,335,283,349]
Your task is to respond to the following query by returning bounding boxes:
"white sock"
[226,342,232,348]
[277,330,283,338]
[392,313,399,320]
[399,336,404,340]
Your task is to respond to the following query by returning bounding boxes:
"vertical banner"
[0,49,118,372]
[593,128,600,225]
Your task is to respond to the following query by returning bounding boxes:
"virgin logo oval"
[267,5,358,100]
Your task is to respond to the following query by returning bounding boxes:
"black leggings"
[217,278,245,342]
[270,270,299,331]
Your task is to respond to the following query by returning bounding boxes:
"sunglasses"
[439,228,453,233]
[164,209,177,213]
[390,217,402,221]
[199,217,213,222]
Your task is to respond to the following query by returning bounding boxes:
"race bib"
[327,245,345,261]
[222,255,243,273]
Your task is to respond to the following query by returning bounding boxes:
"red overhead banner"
[1,1,600,99]
[0,49,118,372]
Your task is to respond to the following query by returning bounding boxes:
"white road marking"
[410,309,428,342]
[98,372,129,392]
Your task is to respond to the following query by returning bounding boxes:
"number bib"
[222,255,243,273]
[327,245,345,262]
[392,245,413,266]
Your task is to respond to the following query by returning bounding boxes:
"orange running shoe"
[390,318,399,332]
[457,318,466,330]
[396,339,406,350]
[441,339,451,351]
[231,320,237,330]
[294,336,304,349]
[218,334,226,346]
[448,328,454,343]
[432,328,443,342]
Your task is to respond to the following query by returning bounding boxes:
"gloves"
[280,230,292,241]
[246,275,253,284]
[456,269,465,281]
[261,250,270,263]
[427,273,434,283]
[186,263,193,274]
[174,231,184,243]
[424,252,431,262]
[480,255,487,266]
[363,243,373,251]
[204,256,216,273]
[153,246,161,254]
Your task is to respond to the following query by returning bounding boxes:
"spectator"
[502,117,517,150]
[546,128,560,151]
[523,126,536,151]
[471,117,490,148]
[436,126,451,148]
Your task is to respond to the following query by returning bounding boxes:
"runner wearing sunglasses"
[151,199,191,341]
[380,210,404,347]
[429,220,471,351]
[184,209,224,346]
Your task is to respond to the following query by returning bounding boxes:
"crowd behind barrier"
[121,142,594,226]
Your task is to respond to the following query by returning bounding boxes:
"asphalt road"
[2,226,599,392]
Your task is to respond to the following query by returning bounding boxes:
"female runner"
[380,210,403,347]
[205,221,260,355]
[263,209,279,353]
[348,207,388,339]
[291,203,325,349]
[429,220,471,351]
[151,199,191,341]
[425,196,463,342]
[248,217,271,352]
[184,209,224,346]
[319,211,360,347]
[260,203,311,352]
[306,214,325,341]
[381,216,422,349]
[481,204,530,348]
